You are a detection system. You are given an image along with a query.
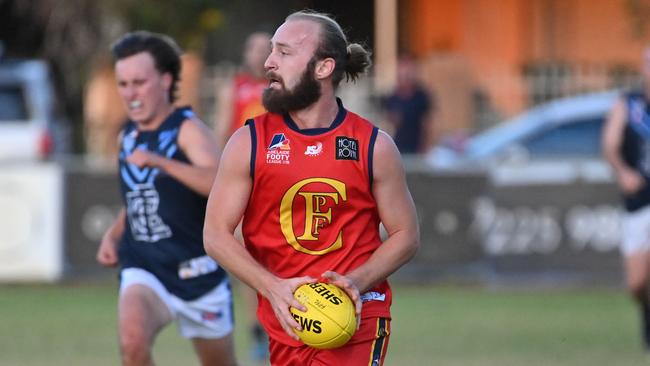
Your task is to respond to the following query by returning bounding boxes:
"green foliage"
[108,0,224,51]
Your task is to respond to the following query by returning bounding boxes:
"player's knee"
[626,277,648,301]
[120,329,152,365]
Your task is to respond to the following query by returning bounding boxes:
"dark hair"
[111,30,182,102]
[286,10,372,87]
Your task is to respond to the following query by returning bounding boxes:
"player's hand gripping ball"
[290,282,357,349]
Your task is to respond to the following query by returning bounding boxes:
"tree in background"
[0,0,222,153]
[0,0,370,153]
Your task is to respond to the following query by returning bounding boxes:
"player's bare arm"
[97,207,126,267]
[97,132,127,267]
[203,126,314,340]
[602,97,645,194]
[126,117,220,196]
[331,130,419,301]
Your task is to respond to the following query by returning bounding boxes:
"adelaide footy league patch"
[266,133,291,164]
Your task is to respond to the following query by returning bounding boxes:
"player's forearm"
[155,157,217,196]
[346,229,419,293]
[603,146,635,178]
[602,99,629,176]
[204,230,277,294]
[104,208,126,242]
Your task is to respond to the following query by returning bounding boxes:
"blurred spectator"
[213,31,272,362]
[602,46,650,353]
[214,32,271,146]
[381,54,435,154]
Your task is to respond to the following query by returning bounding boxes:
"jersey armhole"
[368,127,379,189]
[245,119,257,180]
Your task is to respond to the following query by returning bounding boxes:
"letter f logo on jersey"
[279,178,347,255]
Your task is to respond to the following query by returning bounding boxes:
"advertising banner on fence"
[0,163,63,281]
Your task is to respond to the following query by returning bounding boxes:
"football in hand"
[290,282,357,349]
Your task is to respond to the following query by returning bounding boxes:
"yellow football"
[290,282,357,349]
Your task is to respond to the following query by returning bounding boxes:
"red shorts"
[269,317,391,366]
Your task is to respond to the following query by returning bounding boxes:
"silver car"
[418,90,624,282]
[427,90,619,179]
[0,59,63,161]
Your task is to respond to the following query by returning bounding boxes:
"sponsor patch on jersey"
[360,291,386,302]
[268,133,291,150]
[304,141,323,156]
[178,255,219,279]
[335,136,359,161]
[267,132,291,164]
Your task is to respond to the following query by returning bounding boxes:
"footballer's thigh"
[270,317,391,366]
[624,251,650,299]
[118,268,174,354]
[173,280,237,365]
[312,317,391,366]
[621,206,650,299]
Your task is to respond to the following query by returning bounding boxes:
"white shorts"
[119,267,234,339]
[622,204,650,256]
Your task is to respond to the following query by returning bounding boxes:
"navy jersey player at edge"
[95,31,237,366]
[603,46,650,354]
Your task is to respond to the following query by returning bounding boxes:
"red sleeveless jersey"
[229,73,267,136]
[242,99,392,346]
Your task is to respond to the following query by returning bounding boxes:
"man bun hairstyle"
[111,30,182,103]
[286,10,372,87]
[345,43,372,83]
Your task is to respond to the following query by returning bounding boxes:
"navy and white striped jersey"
[117,106,227,300]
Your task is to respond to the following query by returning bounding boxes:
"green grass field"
[0,281,646,366]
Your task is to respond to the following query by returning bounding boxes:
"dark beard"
[262,59,321,114]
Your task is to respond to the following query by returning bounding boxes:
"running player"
[96,30,236,366]
[204,11,419,366]
[603,46,650,353]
